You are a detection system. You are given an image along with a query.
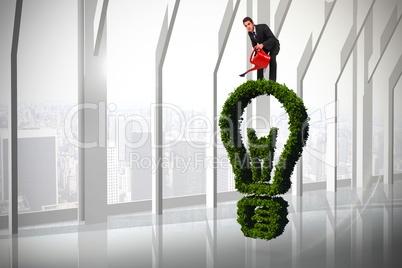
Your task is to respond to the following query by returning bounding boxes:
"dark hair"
[243,17,253,24]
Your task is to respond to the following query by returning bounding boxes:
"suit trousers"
[257,54,277,82]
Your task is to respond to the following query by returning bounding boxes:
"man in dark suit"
[243,17,280,81]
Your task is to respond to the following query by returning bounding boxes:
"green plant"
[237,196,289,240]
[219,79,309,240]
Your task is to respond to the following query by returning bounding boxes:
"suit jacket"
[248,24,280,55]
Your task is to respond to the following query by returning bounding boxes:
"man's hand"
[255,44,264,50]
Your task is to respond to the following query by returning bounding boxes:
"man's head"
[243,17,254,32]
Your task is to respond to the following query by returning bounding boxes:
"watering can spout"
[239,66,259,77]
[239,47,270,77]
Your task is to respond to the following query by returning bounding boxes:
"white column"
[83,0,108,224]
[154,7,167,216]
[323,0,338,192]
[245,0,253,135]
[352,44,357,188]
[384,82,394,185]
[152,215,163,268]
[9,0,23,235]
[77,0,85,222]
[246,0,253,82]
[336,0,357,188]
[256,0,270,123]
[326,101,337,192]
[153,0,180,214]
[294,34,311,196]
[351,202,357,267]
[79,224,108,268]
[274,0,292,37]
[206,208,217,268]
[245,238,257,268]
[383,184,393,267]
[291,196,302,268]
[371,5,402,185]
[384,53,402,184]
[255,0,271,184]
[326,192,337,268]
[355,208,372,267]
[209,0,241,207]
[356,10,373,188]
[254,95,270,137]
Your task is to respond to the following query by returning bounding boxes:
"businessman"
[243,17,280,81]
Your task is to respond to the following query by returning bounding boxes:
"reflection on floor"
[0,180,401,268]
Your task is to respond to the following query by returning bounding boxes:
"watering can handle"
[250,47,258,62]
[250,47,265,62]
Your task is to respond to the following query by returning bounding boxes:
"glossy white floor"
[0,180,401,268]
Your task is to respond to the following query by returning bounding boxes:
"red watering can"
[239,47,270,77]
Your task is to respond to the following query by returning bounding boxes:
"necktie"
[253,32,258,41]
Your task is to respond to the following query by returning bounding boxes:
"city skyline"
[1,98,401,213]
